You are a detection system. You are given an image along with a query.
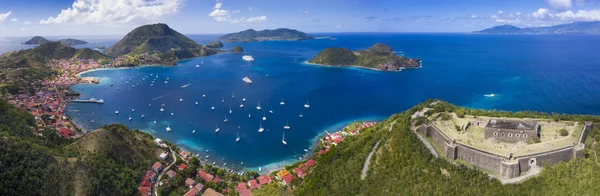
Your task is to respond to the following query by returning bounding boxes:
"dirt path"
[154,148,176,196]
[361,139,381,180]
[494,165,541,184]
[415,131,439,158]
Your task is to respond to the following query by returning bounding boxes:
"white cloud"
[335,25,342,28]
[24,20,31,25]
[554,9,600,21]
[11,18,18,22]
[531,8,550,19]
[547,0,572,9]
[516,12,522,16]
[40,0,181,24]
[303,10,309,14]
[498,10,504,15]
[209,3,267,24]
[470,14,477,18]
[0,11,11,22]
[245,16,267,22]
[491,15,499,19]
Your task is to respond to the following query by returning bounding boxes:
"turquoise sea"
[5,33,600,171]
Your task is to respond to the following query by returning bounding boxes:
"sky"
[1,0,600,36]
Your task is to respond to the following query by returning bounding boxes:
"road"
[154,148,176,196]
[361,122,395,180]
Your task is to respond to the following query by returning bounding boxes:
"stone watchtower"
[484,119,540,142]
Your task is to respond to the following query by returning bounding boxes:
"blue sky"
[0,0,599,36]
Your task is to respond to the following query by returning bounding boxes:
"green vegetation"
[220,28,313,42]
[0,42,109,86]
[295,100,600,195]
[229,46,244,53]
[206,41,224,48]
[253,183,292,196]
[23,36,88,45]
[0,99,161,195]
[308,43,421,70]
[23,36,50,44]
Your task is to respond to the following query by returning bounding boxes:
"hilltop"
[103,23,220,65]
[220,28,313,42]
[308,43,421,71]
[474,21,600,34]
[292,100,600,195]
[23,36,88,45]
[0,42,110,84]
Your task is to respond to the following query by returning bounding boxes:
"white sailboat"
[242,97,246,102]
[282,133,287,145]
[242,55,255,61]
[128,116,132,121]
[192,130,196,134]
[196,64,200,68]
[222,97,225,103]
[224,115,228,123]
[141,114,145,118]
[256,101,262,110]
[280,98,285,106]
[154,118,157,124]
[299,112,304,118]
[262,111,267,121]
[195,101,199,105]
[180,98,183,102]
[283,120,291,130]
[304,99,310,108]
[160,107,164,112]
[115,110,119,115]
[202,94,206,98]
[269,107,273,114]
[248,113,252,118]
[258,121,264,133]
[211,105,215,110]
[232,93,235,98]
[236,132,241,142]
[131,108,135,112]
[215,123,220,133]
[166,124,171,132]
[229,105,232,114]
[240,102,244,108]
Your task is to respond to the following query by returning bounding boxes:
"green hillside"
[0,99,161,195]
[103,23,201,57]
[295,100,600,195]
[308,43,421,71]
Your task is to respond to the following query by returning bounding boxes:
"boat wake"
[483,93,497,97]
[181,82,195,88]
[152,93,174,100]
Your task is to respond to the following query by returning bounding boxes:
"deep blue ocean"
[4,33,600,171]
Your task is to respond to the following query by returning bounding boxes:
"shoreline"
[303,60,422,72]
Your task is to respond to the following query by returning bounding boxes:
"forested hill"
[294,100,600,195]
[0,99,161,195]
[220,28,313,42]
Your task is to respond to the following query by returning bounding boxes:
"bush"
[559,129,569,136]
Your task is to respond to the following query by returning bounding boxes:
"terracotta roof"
[258,175,271,185]
[194,183,205,192]
[152,162,163,172]
[197,170,214,182]
[236,182,249,194]
[138,186,150,196]
[248,179,259,190]
[179,163,187,171]
[183,188,198,196]
[166,170,176,178]
[282,174,295,185]
[202,188,223,196]
[185,178,196,186]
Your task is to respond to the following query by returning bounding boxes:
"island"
[103,23,222,65]
[220,28,313,42]
[229,46,243,53]
[23,36,88,45]
[308,43,421,71]
[473,21,600,35]
[205,40,224,48]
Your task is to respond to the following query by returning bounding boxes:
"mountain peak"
[103,23,200,57]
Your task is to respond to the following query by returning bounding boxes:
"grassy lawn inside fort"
[428,112,583,157]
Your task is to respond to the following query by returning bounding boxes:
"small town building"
[484,119,540,142]
[202,188,223,196]
[151,162,163,173]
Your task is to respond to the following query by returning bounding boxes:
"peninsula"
[220,28,313,42]
[23,36,89,45]
[103,23,222,65]
[308,43,421,71]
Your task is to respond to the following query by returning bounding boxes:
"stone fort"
[417,121,593,179]
[484,119,540,142]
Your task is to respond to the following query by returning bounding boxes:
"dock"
[69,98,104,104]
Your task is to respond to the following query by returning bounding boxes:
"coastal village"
[0,57,125,138]
[137,121,377,196]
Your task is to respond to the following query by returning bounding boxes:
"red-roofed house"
[194,183,204,192]
[293,168,306,178]
[257,175,271,185]
[185,178,196,187]
[184,188,198,196]
[179,163,187,171]
[58,128,74,138]
[179,151,191,158]
[145,170,157,183]
[212,177,221,183]
[151,162,163,173]
[305,159,315,167]
[318,149,327,155]
[236,182,252,196]
[282,174,295,185]
[166,170,176,179]
[138,186,150,196]
[247,179,259,190]
[197,170,214,182]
